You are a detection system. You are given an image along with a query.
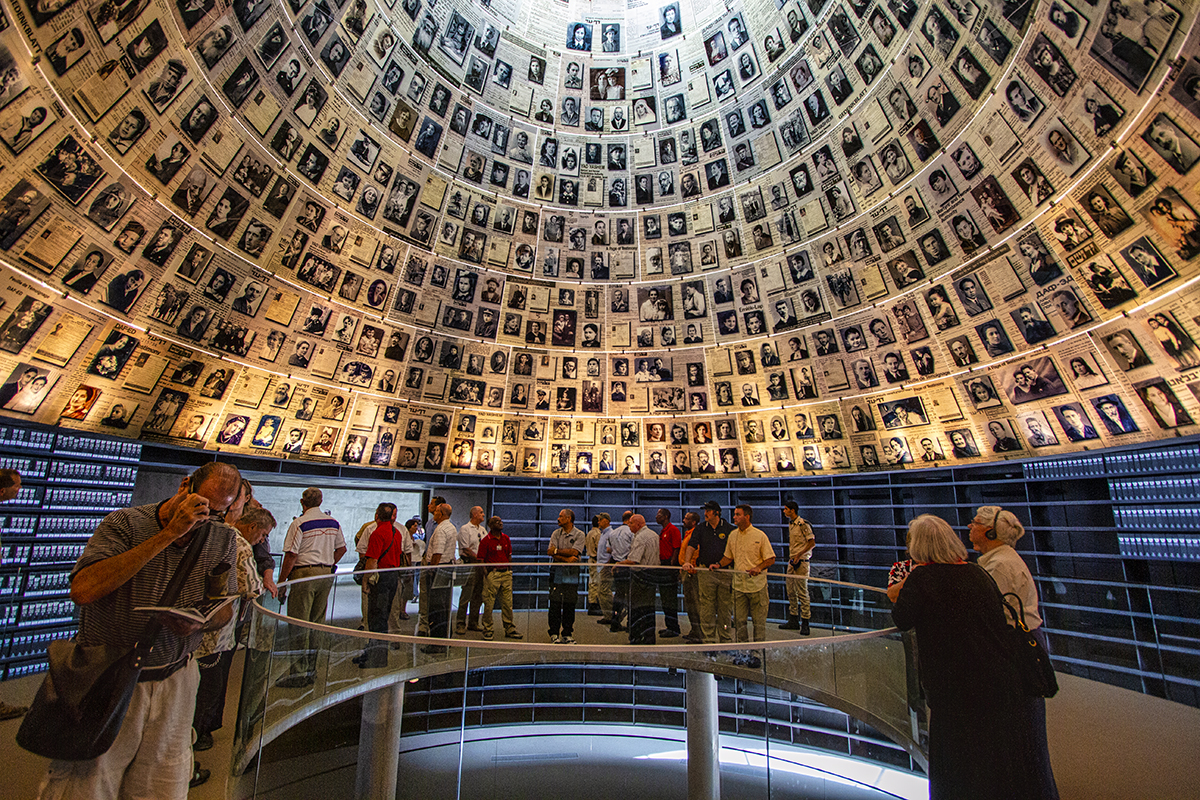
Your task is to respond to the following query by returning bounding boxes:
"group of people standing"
[352,495,526,662]
[26,466,1059,798]
[347,498,819,670]
[580,500,813,667]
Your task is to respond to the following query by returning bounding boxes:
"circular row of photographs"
[0,0,1195,474]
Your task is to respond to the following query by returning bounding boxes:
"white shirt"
[355,520,376,554]
[458,521,486,560]
[607,524,633,561]
[426,519,458,563]
[282,507,345,567]
[979,544,1042,630]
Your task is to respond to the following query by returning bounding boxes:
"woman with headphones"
[968,506,1060,799]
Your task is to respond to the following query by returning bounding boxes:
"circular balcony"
[231,564,921,799]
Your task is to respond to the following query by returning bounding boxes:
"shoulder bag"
[1000,591,1059,698]
[352,554,369,585]
[357,523,396,588]
[17,525,213,760]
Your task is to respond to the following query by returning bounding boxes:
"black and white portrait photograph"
[1089,0,1177,93]
[1025,33,1075,98]
[1141,113,1200,175]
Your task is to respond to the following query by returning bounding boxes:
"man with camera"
[37,463,241,799]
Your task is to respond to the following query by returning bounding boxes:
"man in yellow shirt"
[711,504,775,667]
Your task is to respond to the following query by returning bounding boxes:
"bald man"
[454,505,487,634]
[37,463,241,798]
[621,514,661,645]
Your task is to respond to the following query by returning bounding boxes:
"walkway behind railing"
[230,565,923,799]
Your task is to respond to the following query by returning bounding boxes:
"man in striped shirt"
[39,463,240,798]
[277,487,345,687]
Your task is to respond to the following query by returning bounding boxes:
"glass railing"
[230,564,922,799]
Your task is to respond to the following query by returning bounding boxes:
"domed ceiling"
[0,0,1196,476]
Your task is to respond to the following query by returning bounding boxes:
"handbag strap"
[380,522,396,562]
[1000,590,1033,634]
[136,523,214,655]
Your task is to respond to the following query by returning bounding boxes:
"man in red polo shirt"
[478,516,523,640]
[655,508,682,638]
[355,503,404,667]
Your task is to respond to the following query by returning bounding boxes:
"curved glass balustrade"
[231,564,922,799]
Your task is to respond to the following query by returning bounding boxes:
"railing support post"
[687,669,721,800]
[356,682,404,800]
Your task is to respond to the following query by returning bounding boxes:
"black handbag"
[354,524,397,586]
[17,525,213,760]
[1000,591,1059,699]
[352,555,369,585]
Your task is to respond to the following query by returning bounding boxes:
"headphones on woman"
[986,507,1002,540]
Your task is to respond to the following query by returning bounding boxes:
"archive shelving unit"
[0,422,140,681]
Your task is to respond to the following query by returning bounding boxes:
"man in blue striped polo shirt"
[277,487,345,688]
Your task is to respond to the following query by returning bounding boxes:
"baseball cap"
[703,500,721,512]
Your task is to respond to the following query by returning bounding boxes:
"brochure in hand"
[135,594,236,624]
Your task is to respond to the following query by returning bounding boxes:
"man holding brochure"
[36,462,241,800]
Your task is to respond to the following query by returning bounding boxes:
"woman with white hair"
[967,507,1040,633]
[890,514,1045,799]
[968,506,1060,799]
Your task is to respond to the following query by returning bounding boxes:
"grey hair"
[907,514,968,564]
[240,507,276,533]
[974,505,1025,546]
